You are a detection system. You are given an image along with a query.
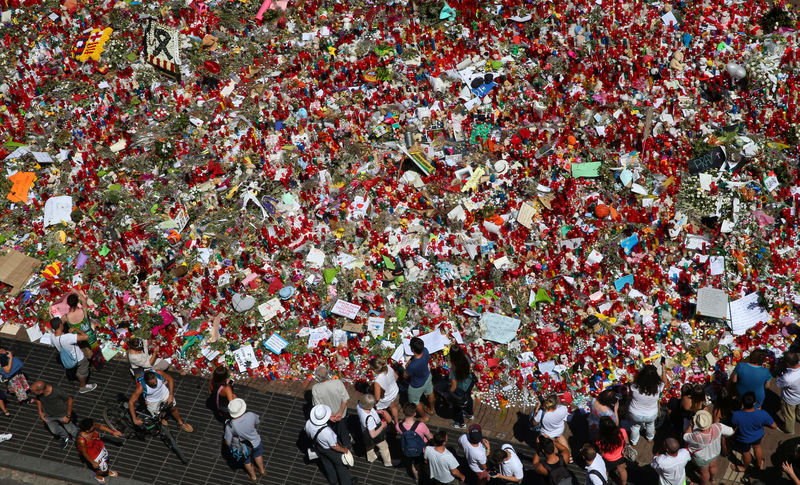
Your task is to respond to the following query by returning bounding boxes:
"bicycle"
[103,394,188,464]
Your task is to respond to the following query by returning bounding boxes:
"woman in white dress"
[370,357,400,424]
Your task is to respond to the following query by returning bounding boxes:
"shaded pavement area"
[2,336,796,484]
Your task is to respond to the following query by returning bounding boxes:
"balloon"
[726,62,747,80]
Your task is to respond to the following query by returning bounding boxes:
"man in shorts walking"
[405,337,435,421]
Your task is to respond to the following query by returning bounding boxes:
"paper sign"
[481,312,521,344]
[0,323,20,335]
[258,297,284,321]
[306,247,325,267]
[232,345,260,372]
[729,292,771,335]
[201,346,221,361]
[367,317,385,337]
[461,167,485,192]
[264,332,289,354]
[517,202,536,229]
[402,328,449,355]
[687,146,725,174]
[709,256,724,276]
[571,162,601,178]
[614,274,634,292]
[25,325,43,342]
[331,299,361,319]
[342,321,364,333]
[43,196,73,227]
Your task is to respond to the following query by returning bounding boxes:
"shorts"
[244,442,263,465]
[92,447,109,472]
[75,358,90,379]
[732,438,762,453]
[146,396,175,415]
[407,374,433,405]
[604,457,625,469]
[692,454,717,468]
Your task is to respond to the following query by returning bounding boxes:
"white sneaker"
[79,384,97,393]
[0,433,12,442]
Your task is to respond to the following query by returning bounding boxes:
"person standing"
[63,291,100,362]
[587,389,619,440]
[312,365,352,447]
[30,380,79,448]
[356,394,394,467]
[447,345,475,429]
[488,443,524,483]
[305,404,356,485]
[683,410,734,485]
[224,398,266,482]
[628,363,668,445]
[651,438,691,485]
[209,365,237,420]
[369,357,400,424]
[458,424,490,485]
[581,443,608,485]
[50,318,96,393]
[531,436,573,485]
[731,349,772,409]
[424,430,465,484]
[396,402,433,483]
[531,395,570,450]
[731,391,777,472]
[76,418,122,484]
[595,416,627,485]
[777,351,800,434]
[405,337,435,422]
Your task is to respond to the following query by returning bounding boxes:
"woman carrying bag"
[448,345,475,430]
[357,395,396,467]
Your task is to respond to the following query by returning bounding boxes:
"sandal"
[94,477,105,484]
[161,419,168,426]
[180,422,194,432]
[107,471,118,478]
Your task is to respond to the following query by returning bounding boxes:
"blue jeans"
[243,442,263,465]
[628,411,657,444]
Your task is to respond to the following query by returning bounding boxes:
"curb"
[0,449,150,485]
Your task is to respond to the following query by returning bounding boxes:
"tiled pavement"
[3,335,797,484]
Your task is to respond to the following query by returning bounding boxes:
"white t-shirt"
[305,421,339,449]
[628,383,664,417]
[458,434,487,473]
[498,444,524,480]
[683,423,734,462]
[586,454,608,485]
[424,446,459,482]
[356,404,381,432]
[651,449,691,485]
[777,367,800,405]
[536,405,569,438]
[53,333,85,363]
[375,368,399,407]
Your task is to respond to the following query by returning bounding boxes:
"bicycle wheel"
[160,426,188,464]
[103,403,132,438]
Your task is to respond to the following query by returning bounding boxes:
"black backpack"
[542,456,573,485]
[399,421,425,458]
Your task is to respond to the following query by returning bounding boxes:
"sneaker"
[0,433,11,442]
[60,437,72,449]
[464,415,474,421]
[450,422,467,430]
[79,384,97,394]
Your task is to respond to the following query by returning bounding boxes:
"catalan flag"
[72,27,112,62]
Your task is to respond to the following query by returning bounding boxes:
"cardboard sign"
[0,250,41,296]
[687,146,726,174]
[143,19,181,79]
[331,299,361,319]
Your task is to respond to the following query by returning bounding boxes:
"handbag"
[226,420,251,462]
[362,415,386,448]
[622,442,638,462]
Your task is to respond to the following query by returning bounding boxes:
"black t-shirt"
[38,387,69,417]
[0,353,9,368]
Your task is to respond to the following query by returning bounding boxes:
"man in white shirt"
[458,425,490,484]
[777,351,800,434]
[424,430,465,484]
[312,365,352,447]
[128,370,193,432]
[50,318,96,393]
[651,438,691,485]
[489,444,524,483]
[581,443,608,485]
[306,404,356,485]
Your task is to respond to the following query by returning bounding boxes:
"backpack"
[54,335,79,369]
[225,419,251,462]
[399,421,425,458]
[542,456,572,485]
[588,469,608,485]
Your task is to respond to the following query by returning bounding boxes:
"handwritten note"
[331,299,361,319]
[232,344,259,372]
[481,312,521,344]
[687,146,726,174]
[367,317,385,337]
[264,332,289,354]
[571,162,601,178]
[257,298,284,321]
[729,292,771,335]
[517,202,536,229]
[461,167,485,192]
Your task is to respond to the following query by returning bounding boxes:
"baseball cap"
[468,424,483,444]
